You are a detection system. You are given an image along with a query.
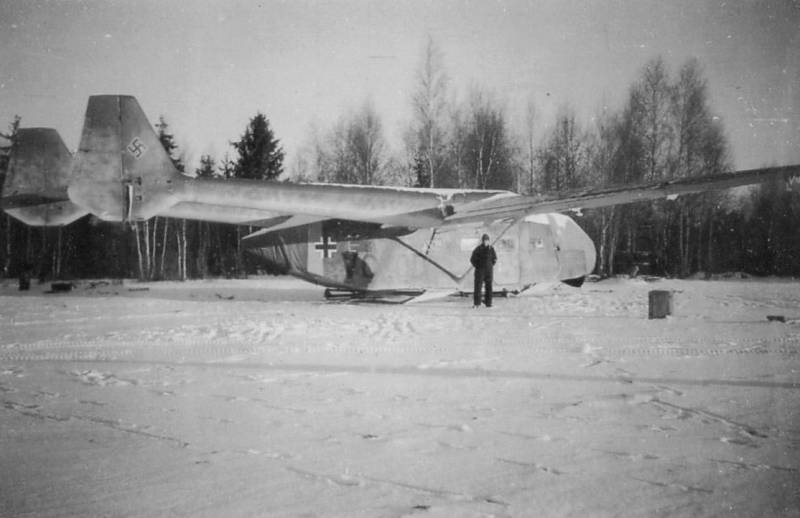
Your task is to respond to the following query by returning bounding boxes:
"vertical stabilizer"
[1,128,88,226]
[68,95,182,222]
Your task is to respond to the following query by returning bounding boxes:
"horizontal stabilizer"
[1,128,88,225]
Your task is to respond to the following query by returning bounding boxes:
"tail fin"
[1,128,88,226]
[68,95,182,222]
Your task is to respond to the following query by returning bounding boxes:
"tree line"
[1,39,798,282]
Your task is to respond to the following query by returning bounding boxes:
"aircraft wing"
[444,165,800,225]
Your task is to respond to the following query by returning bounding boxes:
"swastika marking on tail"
[127,137,147,159]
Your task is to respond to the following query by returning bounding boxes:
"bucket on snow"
[648,290,673,319]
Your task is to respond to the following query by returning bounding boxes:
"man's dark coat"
[470,243,497,306]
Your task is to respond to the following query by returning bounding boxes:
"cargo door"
[519,219,559,282]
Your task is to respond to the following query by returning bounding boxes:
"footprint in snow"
[1,366,25,377]
[72,369,136,387]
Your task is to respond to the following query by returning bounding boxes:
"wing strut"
[390,237,464,283]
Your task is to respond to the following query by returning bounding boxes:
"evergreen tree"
[196,154,217,178]
[411,153,430,188]
[231,113,284,180]
[218,153,235,179]
[155,116,185,173]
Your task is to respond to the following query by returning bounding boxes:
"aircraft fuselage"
[244,213,596,292]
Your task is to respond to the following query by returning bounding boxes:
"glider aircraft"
[2,95,800,300]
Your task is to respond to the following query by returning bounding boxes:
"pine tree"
[197,154,216,178]
[231,113,284,180]
[155,116,185,173]
[218,152,235,179]
[229,113,284,275]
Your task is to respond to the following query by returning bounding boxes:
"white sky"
[1,0,798,173]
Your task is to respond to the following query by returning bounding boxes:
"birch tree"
[454,89,513,190]
[410,36,449,188]
[349,100,385,185]
[317,100,387,185]
[537,106,586,192]
[523,98,537,194]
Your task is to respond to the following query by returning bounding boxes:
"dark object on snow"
[767,315,786,323]
[18,262,33,291]
[648,290,673,319]
[50,282,73,293]
[562,276,585,288]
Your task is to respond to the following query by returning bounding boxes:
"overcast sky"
[1,0,798,173]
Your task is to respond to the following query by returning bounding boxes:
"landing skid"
[324,288,427,304]
[457,289,512,299]
[456,284,532,299]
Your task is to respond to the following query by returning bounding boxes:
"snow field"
[0,277,798,517]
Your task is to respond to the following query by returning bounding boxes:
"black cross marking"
[314,235,338,258]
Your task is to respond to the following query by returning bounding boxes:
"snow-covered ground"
[1,276,798,517]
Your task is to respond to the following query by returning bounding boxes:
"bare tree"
[318,117,353,184]
[585,108,622,276]
[588,57,731,277]
[537,106,587,192]
[608,59,673,271]
[453,88,513,190]
[410,36,449,188]
[447,105,468,188]
[523,98,537,194]
[317,100,387,185]
[349,99,385,185]
[670,59,730,275]
[633,57,674,182]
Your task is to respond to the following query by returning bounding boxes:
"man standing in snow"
[470,233,497,308]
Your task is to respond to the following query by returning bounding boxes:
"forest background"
[1,42,797,283]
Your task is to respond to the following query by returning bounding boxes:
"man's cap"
[481,233,490,241]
